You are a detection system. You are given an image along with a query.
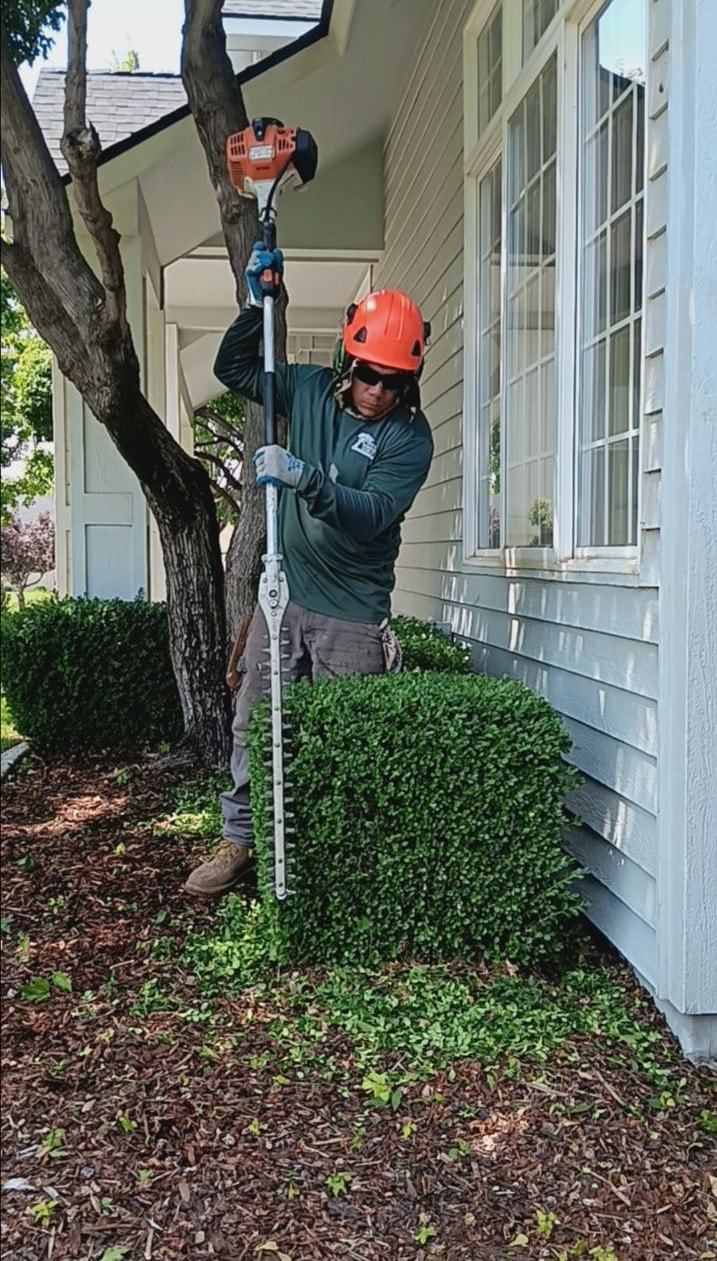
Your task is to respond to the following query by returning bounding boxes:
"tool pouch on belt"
[379,619,402,675]
[226,612,252,691]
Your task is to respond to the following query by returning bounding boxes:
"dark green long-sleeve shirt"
[214,306,434,623]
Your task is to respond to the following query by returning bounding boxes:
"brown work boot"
[184,840,253,897]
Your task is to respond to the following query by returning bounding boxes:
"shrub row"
[390,615,472,674]
[2,596,582,966]
[1,597,183,752]
[0,600,467,752]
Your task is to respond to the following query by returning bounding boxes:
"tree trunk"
[94,379,231,765]
[2,2,295,763]
[181,0,290,641]
[67,343,233,764]
[224,332,288,637]
[224,399,264,634]
[1,14,232,765]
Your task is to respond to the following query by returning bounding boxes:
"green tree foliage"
[109,47,140,72]
[1,271,53,521]
[1,0,65,66]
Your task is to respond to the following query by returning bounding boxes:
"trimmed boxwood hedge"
[391,615,472,674]
[1,597,183,752]
[246,670,582,968]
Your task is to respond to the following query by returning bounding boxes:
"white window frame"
[463,0,643,577]
[477,0,503,137]
[573,0,646,561]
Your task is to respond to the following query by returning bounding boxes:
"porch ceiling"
[139,0,434,408]
[171,246,377,407]
[126,0,433,267]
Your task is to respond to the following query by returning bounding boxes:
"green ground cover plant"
[3,757,711,1260]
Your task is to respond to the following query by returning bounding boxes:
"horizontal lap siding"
[640,0,669,587]
[377,0,664,986]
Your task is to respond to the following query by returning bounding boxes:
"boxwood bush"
[1,597,183,752]
[247,671,582,968]
[391,615,472,674]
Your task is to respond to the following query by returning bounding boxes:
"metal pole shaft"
[256,213,288,900]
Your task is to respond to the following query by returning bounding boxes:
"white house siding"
[376,1,677,1004]
[655,0,717,1059]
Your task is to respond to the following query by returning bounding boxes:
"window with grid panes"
[478,159,502,547]
[522,0,559,63]
[478,3,502,136]
[505,53,558,547]
[577,0,645,547]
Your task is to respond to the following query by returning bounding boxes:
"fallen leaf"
[254,1245,291,1261]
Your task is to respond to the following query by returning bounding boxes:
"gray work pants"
[220,600,385,847]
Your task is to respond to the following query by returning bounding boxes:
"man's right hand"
[245,241,284,307]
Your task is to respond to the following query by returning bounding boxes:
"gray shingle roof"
[33,71,187,172]
[32,1,326,174]
[223,1,323,17]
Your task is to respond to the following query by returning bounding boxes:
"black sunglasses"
[353,361,411,392]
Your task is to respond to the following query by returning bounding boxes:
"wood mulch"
[1,755,715,1261]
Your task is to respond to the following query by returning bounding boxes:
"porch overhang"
[60,0,434,404]
[166,244,379,406]
[94,0,433,404]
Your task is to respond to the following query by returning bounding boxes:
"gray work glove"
[253,444,306,490]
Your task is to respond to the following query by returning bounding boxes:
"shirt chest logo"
[351,432,378,460]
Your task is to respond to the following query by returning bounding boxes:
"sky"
[598,0,646,82]
[19,0,185,97]
[18,0,646,99]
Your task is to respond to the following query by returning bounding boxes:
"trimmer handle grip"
[260,221,281,298]
[260,267,282,299]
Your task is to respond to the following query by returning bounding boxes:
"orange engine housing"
[226,122,299,191]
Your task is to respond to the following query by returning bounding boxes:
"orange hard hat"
[342,290,430,373]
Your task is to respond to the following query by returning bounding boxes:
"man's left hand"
[253,444,305,490]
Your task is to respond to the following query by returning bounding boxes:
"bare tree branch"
[1,239,85,385]
[60,0,127,331]
[195,428,244,463]
[0,24,103,337]
[195,437,244,467]
[63,0,87,124]
[206,476,240,517]
[195,403,243,440]
[196,449,243,493]
[181,0,258,304]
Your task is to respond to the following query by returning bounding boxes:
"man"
[185,243,434,896]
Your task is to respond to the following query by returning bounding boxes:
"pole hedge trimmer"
[225,118,318,900]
